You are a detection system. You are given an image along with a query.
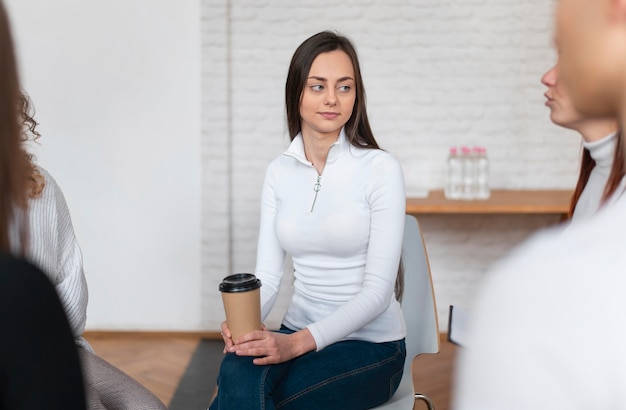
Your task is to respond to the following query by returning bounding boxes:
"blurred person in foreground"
[454,0,626,409]
[541,61,625,221]
[0,0,86,408]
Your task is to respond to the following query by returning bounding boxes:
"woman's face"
[556,0,623,117]
[299,50,356,141]
[541,62,586,131]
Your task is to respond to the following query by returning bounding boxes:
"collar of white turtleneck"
[583,132,617,169]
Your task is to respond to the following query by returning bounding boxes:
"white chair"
[375,215,440,409]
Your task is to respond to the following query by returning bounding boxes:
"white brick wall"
[202,0,580,330]
[202,0,232,327]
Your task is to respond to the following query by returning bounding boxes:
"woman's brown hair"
[19,92,45,198]
[285,31,379,150]
[0,1,30,252]
[569,131,626,217]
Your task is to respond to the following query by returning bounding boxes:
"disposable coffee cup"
[219,273,262,341]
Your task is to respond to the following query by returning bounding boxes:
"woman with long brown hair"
[0,4,28,252]
[211,31,406,409]
[0,1,86,408]
[541,59,625,221]
[455,1,626,407]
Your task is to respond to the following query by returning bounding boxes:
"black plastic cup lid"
[219,273,262,292]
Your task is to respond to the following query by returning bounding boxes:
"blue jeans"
[209,326,406,410]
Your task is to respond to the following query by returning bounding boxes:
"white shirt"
[573,132,621,221]
[11,167,90,350]
[255,129,406,351]
[454,191,626,409]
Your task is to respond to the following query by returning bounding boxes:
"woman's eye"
[310,85,324,91]
[338,85,351,92]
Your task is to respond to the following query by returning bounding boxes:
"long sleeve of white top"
[23,167,91,350]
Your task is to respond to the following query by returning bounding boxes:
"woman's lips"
[319,112,339,119]
[544,93,554,106]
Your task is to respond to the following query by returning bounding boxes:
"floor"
[86,332,459,409]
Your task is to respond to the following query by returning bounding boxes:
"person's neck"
[577,119,618,143]
[302,130,340,174]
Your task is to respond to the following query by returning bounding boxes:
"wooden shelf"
[406,189,572,215]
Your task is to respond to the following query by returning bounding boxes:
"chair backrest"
[400,215,440,378]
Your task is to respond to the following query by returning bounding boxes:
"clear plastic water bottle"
[461,146,475,200]
[445,147,462,199]
[475,146,490,199]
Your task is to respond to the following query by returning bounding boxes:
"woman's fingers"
[220,321,234,353]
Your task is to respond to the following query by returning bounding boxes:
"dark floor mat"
[168,339,223,410]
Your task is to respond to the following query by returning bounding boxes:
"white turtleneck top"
[255,129,407,351]
[573,132,625,222]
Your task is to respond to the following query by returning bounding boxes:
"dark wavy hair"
[285,31,379,150]
[0,2,30,252]
[19,92,45,198]
[569,131,625,217]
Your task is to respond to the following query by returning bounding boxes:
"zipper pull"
[310,175,322,212]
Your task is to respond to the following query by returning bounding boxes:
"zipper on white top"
[311,175,322,212]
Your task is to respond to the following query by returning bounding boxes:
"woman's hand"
[220,321,234,353]
[220,321,268,353]
[227,328,317,365]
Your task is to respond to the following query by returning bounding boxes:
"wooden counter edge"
[406,189,573,215]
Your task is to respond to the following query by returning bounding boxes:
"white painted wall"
[5,0,203,330]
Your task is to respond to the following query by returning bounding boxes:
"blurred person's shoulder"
[32,166,69,202]
[29,166,73,223]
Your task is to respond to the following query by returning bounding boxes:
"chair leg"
[414,393,435,410]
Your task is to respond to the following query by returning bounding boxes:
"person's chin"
[551,116,577,131]
[549,113,563,127]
